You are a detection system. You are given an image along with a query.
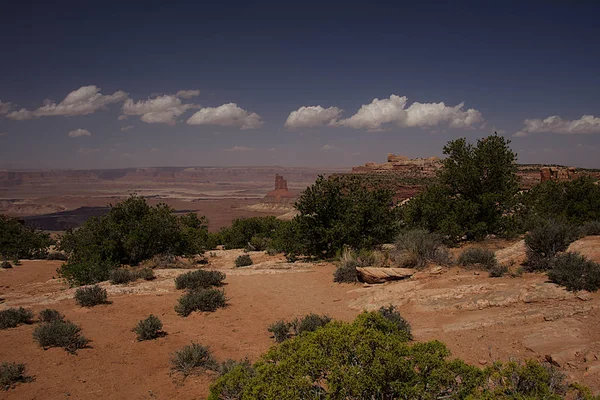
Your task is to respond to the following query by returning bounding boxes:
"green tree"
[403,134,519,241]
[0,215,51,259]
[291,175,399,258]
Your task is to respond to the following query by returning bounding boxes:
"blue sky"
[1,0,599,169]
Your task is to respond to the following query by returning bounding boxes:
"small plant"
[38,309,64,323]
[235,254,253,268]
[1,261,12,269]
[74,285,108,307]
[266,248,278,256]
[393,229,450,269]
[458,248,497,270]
[489,264,509,278]
[12,259,21,266]
[109,268,135,284]
[135,267,155,281]
[333,248,359,283]
[524,219,577,272]
[377,305,412,340]
[548,252,600,292]
[32,319,90,353]
[0,307,34,329]
[175,289,227,316]
[133,314,164,341]
[174,270,226,291]
[171,342,218,376]
[1,362,32,390]
[268,320,290,343]
[290,313,331,336]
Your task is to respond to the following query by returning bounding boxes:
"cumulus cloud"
[120,125,134,131]
[514,115,600,137]
[176,89,200,99]
[68,128,92,138]
[337,95,483,130]
[7,86,127,120]
[320,144,335,151]
[224,146,255,152]
[284,106,342,128]
[187,103,263,129]
[122,95,198,125]
[0,100,13,115]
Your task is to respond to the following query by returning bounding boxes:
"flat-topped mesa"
[352,154,442,177]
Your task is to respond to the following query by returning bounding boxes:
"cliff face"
[263,174,295,204]
[352,154,441,177]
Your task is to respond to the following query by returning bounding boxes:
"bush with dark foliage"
[289,313,331,336]
[74,285,108,307]
[109,268,136,284]
[488,263,509,277]
[38,309,64,323]
[377,305,412,340]
[0,215,51,260]
[32,319,90,353]
[174,270,225,291]
[1,362,32,390]
[581,220,600,236]
[458,248,497,270]
[524,219,577,271]
[218,358,251,377]
[393,229,450,269]
[267,320,290,343]
[46,252,68,261]
[0,307,34,329]
[234,254,253,268]
[217,216,286,250]
[57,195,211,286]
[133,314,164,341]
[548,252,600,292]
[175,289,226,316]
[171,343,218,377]
[0,261,12,269]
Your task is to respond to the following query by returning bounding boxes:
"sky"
[1,0,599,170]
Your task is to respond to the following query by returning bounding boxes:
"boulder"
[356,267,415,284]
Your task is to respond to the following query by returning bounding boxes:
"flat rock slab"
[357,267,415,284]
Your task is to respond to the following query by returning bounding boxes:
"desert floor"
[2,238,600,399]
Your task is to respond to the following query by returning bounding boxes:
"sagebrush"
[0,307,34,330]
[175,288,227,316]
[74,285,108,307]
[32,319,90,353]
[171,343,218,376]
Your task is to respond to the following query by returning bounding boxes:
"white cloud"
[7,86,127,120]
[176,89,200,99]
[187,103,263,129]
[284,106,342,128]
[0,100,13,115]
[320,144,335,151]
[68,128,92,138]
[224,146,255,152]
[514,115,600,137]
[122,95,197,125]
[337,95,483,130]
[120,125,134,131]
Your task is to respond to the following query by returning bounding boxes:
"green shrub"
[175,289,227,316]
[0,307,34,329]
[174,270,225,291]
[0,362,32,390]
[268,320,290,343]
[489,263,509,277]
[210,312,588,400]
[74,285,108,307]
[109,268,136,284]
[218,216,286,250]
[581,220,600,236]
[219,358,251,377]
[32,319,90,353]
[135,267,155,281]
[393,229,450,269]
[57,195,211,285]
[377,305,412,340]
[524,219,577,271]
[171,343,218,376]
[133,314,164,341]
[38,309,64,323]
[1,261,12,269]
[548,252,600,292]
[0,215,51,260]
[290,313,331,336]
[235,254,253,268]
[458,248,497,270]
[333,248,359,283]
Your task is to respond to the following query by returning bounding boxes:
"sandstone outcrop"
[540,166,578,182]
[353,154,441,177]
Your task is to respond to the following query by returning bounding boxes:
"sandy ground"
[2,239,600,398]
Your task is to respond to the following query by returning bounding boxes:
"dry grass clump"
[1,362,32,390]
[74,285,108,307]
[0,308,34,330]
[171,343,218,376]
[393,229,450,269]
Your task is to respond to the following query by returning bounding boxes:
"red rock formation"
[263,174,295,203]
[540,167,578,182]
